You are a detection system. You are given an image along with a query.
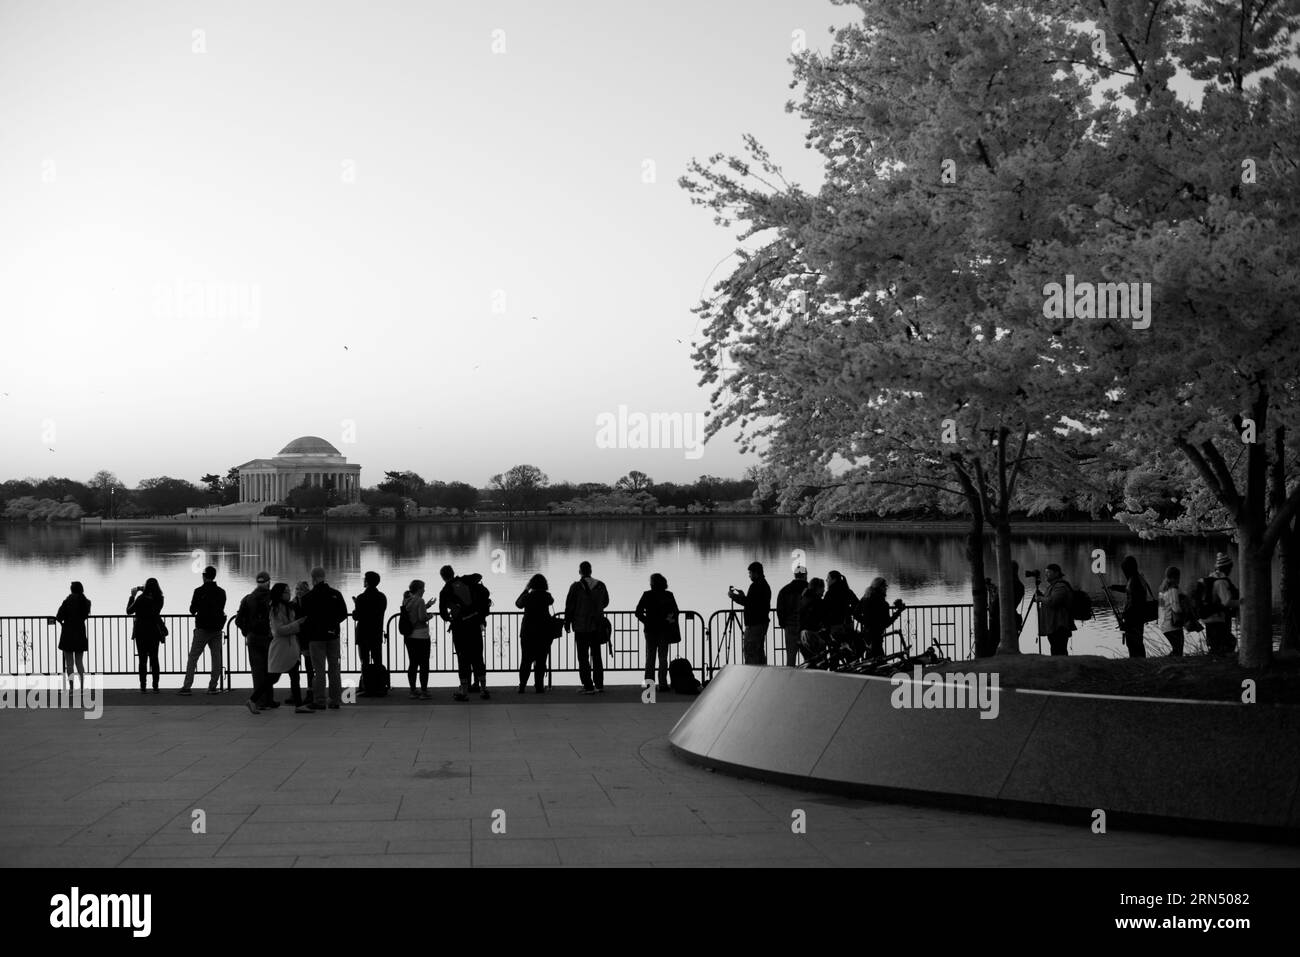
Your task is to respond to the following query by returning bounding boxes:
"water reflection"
[0,519,1254,660]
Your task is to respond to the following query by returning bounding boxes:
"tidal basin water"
[0,518,1249,662]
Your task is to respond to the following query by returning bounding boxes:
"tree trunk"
[968,514,989,659]
[1281,520,1300,655]
[1237,385,1273,667]
[994,519,1020,654]
[1237,523,1274,668]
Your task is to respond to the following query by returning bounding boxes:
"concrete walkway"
[1,688,1297,867]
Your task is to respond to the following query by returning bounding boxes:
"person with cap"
[728,561,772,666]
[179,565,226,695]
[1202,552,1240,657]
[235,571,275,712]
[776,566,808,666]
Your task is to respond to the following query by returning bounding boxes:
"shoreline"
[0,515,1207,537]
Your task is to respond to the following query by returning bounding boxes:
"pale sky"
[0,0,840,488]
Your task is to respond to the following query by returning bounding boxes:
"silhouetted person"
[516,574,555,694]
[857,577,905,658]
[635,573,680,692]
[236,572,275,712]
[126,578,165,693]
[351,571,387,668]
[404,580,435,699]
[292,581,314,704]
[440,565,489,700]
[728,561,771,666]
[822,570,858,639]
[1108,555,1153,658]
[565,561,610,694]
[180,565,226,695]
[796,578,826,660]
[776,567,808,666]
[53,581,91,694]
[1037,564,1075,656]
[302,567,348,709]
[268,583,312,712]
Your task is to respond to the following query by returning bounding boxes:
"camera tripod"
[711,598,746,673]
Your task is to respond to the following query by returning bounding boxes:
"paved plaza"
[1,688,1296,867]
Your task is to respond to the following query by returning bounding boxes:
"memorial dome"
[277,436,342,456]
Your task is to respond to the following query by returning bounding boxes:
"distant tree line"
[0,465,770,521]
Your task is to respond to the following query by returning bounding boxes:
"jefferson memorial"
[235,436,362,504]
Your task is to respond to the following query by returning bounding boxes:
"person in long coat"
[54,581,92,693]
[126,578,166,693]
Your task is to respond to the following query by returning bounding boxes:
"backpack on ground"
[1067,583,1092,621]
[359,663,390,697]
[669,657,702,695]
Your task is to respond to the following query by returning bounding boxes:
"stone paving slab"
[2,689,1298,867]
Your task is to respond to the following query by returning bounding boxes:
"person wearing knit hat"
[1203,553,1239,656]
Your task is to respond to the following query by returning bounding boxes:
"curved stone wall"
[668,665,1300,839]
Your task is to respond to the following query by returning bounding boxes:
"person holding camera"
[1107,555,1154,658]
[857,577,905,658]
[1034,564,1074,656]
[728,561,772,666]
[126,579,166,693]
[516,574,556,694]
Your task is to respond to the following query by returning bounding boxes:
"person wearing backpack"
[1106,555,1155,658]
[1157,565,1194,657]
[1036,564,1075,656]
[1198,552,1240,657]
[403,581,435,699]
[564,561,610,694]
[235,572,275,710]
[440,565,489,701]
